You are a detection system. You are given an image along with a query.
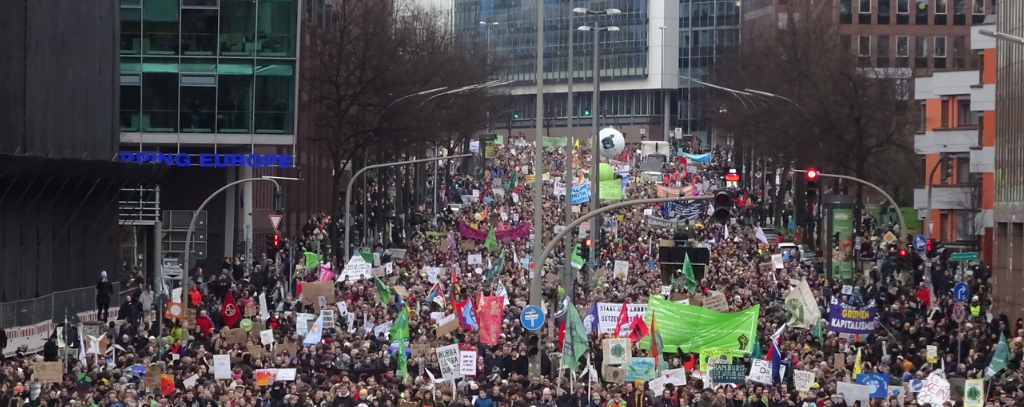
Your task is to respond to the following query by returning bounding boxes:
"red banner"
[477,296,505,346]
[459,221,531,241]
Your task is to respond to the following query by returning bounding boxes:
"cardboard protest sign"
[837,382,871,407]
[300,281,335,305]
[411,344,432,358]
[748,359,786,385]
[223,328,248,345]
[916,372,950,406]
[793,370,815,393]
[33,362,63,383]
[604,366,626,384]
[603,338,632,366]
[246,343,265,358]
[436,316,460,337]
[259,329,275,345]
[213,355,231,379]
[703,292,729,312]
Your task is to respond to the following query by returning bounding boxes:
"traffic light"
[940,153,955,184]
[266,234,280,254]
[580,238,592,260]
[583,109,591,116]
[806,169,819,200]
[712,190,734,224]
[513,112,520,119]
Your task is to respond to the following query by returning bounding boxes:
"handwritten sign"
[436,344,462,380]
[703,292,729,313]
[460,350,477,375]
[33,362,63,383]
[794,370,815,393]
[916,372,950,406]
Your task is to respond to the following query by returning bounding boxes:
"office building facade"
[117,0,304,275]
[992,0,1024,318]
[678,0,741,147]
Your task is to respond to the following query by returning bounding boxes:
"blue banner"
[681,152,711,163]
[827,297,878,335]
[662,200,704,220]
[571,183,591,205]
[855,374,889,399]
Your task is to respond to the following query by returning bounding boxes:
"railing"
[0,283,122,330]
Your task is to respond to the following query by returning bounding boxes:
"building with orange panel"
[912,15,996,264]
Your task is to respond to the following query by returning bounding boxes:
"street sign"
[950,252,979,261]
[883,232,897,244]
[520,305,545,331]
[912,235,927,251]
[953,282,969,303]
[952,303,966,323]
[269,214,282,231]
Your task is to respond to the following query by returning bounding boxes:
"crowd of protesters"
[0,137,1014,407]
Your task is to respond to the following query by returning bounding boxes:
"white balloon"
[598,128,625,157]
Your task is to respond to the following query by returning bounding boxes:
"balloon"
[599,163,615,182]
[598,128,625,157]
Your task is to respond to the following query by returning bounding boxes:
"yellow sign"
[484,141,496,158]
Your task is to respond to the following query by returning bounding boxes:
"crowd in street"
[0,138,1014,407]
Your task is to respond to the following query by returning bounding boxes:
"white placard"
[468,254,483,265]
[295,313,315,336]
[613,260,629,279]
[772,254,784,269]
[338,256,372,281]
[425,267,443,283]
[747,359,786,385]
[837,382,871,407]
[183,374,199,388]
[595,303,648,336]
[271,368,297,381]
[213,354,232,379]
[321,309,335,327]
[259,329,275,345]
[460,350,477,375]
[661,286,671,296]
[436,344,462,380]
[373,321,393,338]
[916,372,950,406]
[793,370,815,393]
[926,345,937,362]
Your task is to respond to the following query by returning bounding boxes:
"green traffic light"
[513,113,520,119]
[583,110,590,116]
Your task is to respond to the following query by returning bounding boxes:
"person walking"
[96,270,114,322]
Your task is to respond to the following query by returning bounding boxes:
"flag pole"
[587,353,592,398]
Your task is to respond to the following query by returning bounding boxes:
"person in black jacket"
[96,271,114,322]
[42,335,59,362]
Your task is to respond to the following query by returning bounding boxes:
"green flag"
[484,227,498,252]
[360,251,374,264]
[750,335,762,359]
[396,341,408,378]
[682,253,697,294]
[373,275,391,304]
[304,252,321,270]
[484,251,505,284]
[505,171,518,190]
[571,243,584,270]
[639,296,759,355]
[389,306,410,342]
[812,317,824,347]
[562,300,589,372]
[986,333,1009,377]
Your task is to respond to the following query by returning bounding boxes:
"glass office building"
[118,0,299,137]
[678,0,741,145]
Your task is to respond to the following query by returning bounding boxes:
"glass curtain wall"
[119,0,297,134]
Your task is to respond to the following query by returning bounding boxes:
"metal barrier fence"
[0,283,122,329]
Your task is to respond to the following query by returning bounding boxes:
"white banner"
[596,303,648,336]
[747,359,786,385]
[837,382,871,407]
[338,256,372,281]
[436,344,462,380]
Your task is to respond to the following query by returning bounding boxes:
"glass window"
[879,0,891,15]
[220,0,258,55]
[141,72,179,132]
[878,36,890,57]
[254,61,294,133]
[180,76,217,133]
[897,36,909,56]
[142,0,180,55]
[898,0,909,13]
[860,0,871,13]
[121,75,142,131]
[181,8,218,56]
[778,12,788,29]
[936,0,947,13]
[935,36,946,57]
[858,36,871,56]
[915,36,927,57]
[973,0,984,13]
[121,6,142,55]
[955,211,974,241]
[257,0,297,57]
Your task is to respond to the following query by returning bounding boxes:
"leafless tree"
[953,181,985,249]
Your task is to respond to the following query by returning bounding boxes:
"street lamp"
[479,21,500,64]
[575,7,620,266]
[979,29,1024,45]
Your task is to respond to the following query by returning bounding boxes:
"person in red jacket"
[915,282,932,308]
[194,309,214,340]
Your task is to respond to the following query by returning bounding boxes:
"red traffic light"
[273,234,280,247]
[899,249,906,256]
[585,238,592,247]
[725,173,740,182]
[807,170,818,179]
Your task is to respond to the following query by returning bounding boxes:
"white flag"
[783,279,821,328]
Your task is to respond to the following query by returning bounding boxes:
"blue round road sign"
[912,235,927,251]
[520,305,545,331]
[953,282,969,303]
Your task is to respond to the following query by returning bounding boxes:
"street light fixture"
[979,29,1024,45]
[574,6,620,267]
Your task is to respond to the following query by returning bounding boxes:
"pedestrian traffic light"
[940,153,955,184]
[712,190,734,224]
[806,170,818,200]
[266,234,280,254]
[513,113,520,119]
[584,238,592,247]
[273,233,280,247]
[583,109,591,116]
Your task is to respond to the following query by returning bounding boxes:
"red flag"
[628,316,649,343]
[220,291,241,328]
[557,319,566,352]
[613,301,629,338]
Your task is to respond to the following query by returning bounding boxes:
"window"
[897,36,909,56]
[877,36,890,66]
[936,0,947,13]
[941,212,951,241]
[920,157,928,184]
[221,0,257,56]
[841,35,852,51]
[918,102,927,132]
[898,0,909,12]
[915,36,928,68]
[141,71,179,132]
[121,74,142,131]
[858,35,871,56]
[958,98,978,125]
[121,6,142,55]
[879,0,891,23]
[957,156,972,183]
[956,211,975,241]
[180,75,217,133]
[218,62,254,133]
[254,60,295,133]
[953,36,967,68]
[860,0,871,13]
[181,8,218,55]
[935,36,947,57]
[256,0,298,58]
[840,0,853,23]
[778,12,788,29]
[941,97,950,127]
[142,0,180,55]
[973,0,984,13]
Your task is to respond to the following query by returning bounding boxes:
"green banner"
[542,137,568,148]
[640,296,759,355]
[599,179,623,200]
[831,208,855,279]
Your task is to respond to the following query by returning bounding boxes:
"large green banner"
[640,296,759,356]
[831,208,855,279]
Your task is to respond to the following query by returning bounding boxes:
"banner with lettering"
[827,297,878,335]
[596,303,648,336]
[661,200,704,220]
[477,296,505,346]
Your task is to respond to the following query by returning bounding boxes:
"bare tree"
[953,181,985,249]
[706,1,916,232]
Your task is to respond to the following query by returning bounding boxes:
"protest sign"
[837,382,871,407]
[603,338,632,366]
[436,316,460,337]
[246,343,265,358]
[436,344,462,380]
[213,354,231,379]
[965,379,984,407]
[625,358,657,382]
[223,328,247,345]
[748,359,786,385]
[917,372,950,406]
[856,373,890,399]
[411,344,433,358]
[927,345,938,363]
[784,279,821,328]
[604,366,626,384]
[33,362,63,383]
[793,370,815,393]
[703,292,728,313]
[321,309,335,327]
[468,254,483,265]
[704,363,743,384]
[259,329,275,345]
[296,313,315,336]
[460,350,477,375]
[827,297,878,335]
[613,260,629,279]
[595,303,648,336]
[699,348,733,372]
[338,255,372,281]
[772,254,784,269]
[642,296,758,355]
[300,281,335,305]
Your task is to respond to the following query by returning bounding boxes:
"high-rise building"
[451,0,679,143]
[678,0,741,147]
[117,0,303,275]
[991,0,1024,318]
